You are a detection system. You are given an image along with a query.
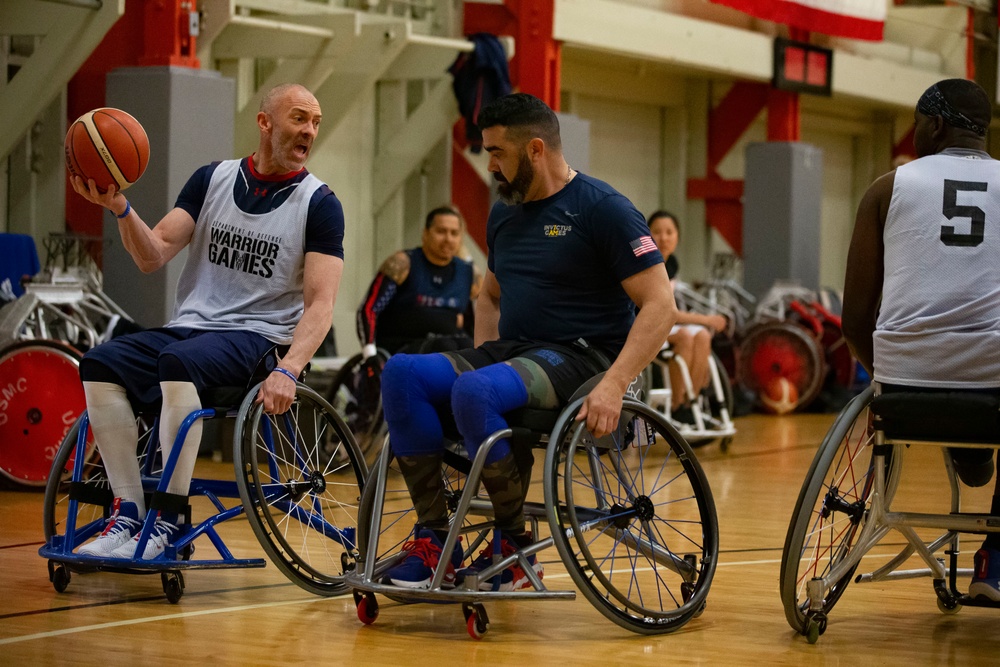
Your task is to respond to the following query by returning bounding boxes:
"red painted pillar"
[139,0,200,68]
[767,88,800,142]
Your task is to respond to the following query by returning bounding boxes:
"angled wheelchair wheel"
[544,398,719,634]
[326,351,387,462]
[703,352,735,451]
[235,383,367,596]
[0,340,86,488]
[779,386,896,634]
[43,412,156,558]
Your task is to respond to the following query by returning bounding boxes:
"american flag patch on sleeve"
[629,235,658,257]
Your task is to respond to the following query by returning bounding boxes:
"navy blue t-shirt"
[487,172,663,355]
[174,157,345,259]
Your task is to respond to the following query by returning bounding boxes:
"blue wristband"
[116,200,131,219]
[273,367,298,384]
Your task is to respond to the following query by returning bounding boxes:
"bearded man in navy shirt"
[379,93,676,590]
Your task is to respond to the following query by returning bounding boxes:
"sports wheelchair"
[643,344,736,452]
[39,358,367,603]
[346,375,719,638]
[780,383,1000,643]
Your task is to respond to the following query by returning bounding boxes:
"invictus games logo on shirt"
[208,222,282,278]
[544,224,572,237]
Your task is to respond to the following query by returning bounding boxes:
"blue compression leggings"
[381,354,529,463]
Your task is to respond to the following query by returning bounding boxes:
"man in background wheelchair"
[355,205,481,360]
[68,84,345,560]
[377,92,675,590]
[841,78,1000,600]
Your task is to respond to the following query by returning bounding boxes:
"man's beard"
[495,150,534,205]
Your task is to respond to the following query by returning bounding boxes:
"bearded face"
[494,148,534,205]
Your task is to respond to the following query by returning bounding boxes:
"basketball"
[64,108,149,193]
[760,376,799,415]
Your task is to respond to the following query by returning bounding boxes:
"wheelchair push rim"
[544,397,719,634]
[235,382,368,597]
[778,386,898,634]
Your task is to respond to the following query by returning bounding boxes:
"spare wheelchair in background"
[39,366,368,603]
[346,375,719,638]
[643,344,736,452]
[780,383,1000,643]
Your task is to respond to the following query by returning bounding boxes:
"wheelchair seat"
[873,387,1000,444]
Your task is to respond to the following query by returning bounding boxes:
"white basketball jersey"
[873,148,1000,388]
[167,159,323,344]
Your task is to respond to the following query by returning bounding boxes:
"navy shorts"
[81,328,280,405]
[448,339,610,404]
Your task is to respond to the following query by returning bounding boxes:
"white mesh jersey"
[873,148,1000,388]
[167,159,323,345]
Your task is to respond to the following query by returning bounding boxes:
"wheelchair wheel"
[235,382,367,596]
[0,340,85,488]
[737,320,825,412]
[779,386,896,634]
[544,398,719,634]
[703,352,735,451]
[326,351,387,462]
[43,412,156,554]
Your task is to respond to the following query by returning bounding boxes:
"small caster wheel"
[719,437,732,454]
[462,602,489,640]
[937,596,961,615]
[50,562,71,593]
[357,593,379,625]
[162,572,184,604]
[804,611,827,644]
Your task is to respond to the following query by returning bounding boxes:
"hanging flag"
[712,0,885,41]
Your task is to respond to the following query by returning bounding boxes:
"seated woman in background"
[647,210,727,419]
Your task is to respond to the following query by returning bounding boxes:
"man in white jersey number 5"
[68,84,346,561]
[842,78,1000,600]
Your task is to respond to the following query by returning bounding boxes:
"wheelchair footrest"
[39,546,266,572]
[957,594,1000,609]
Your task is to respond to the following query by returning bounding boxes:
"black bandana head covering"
[917,84,987,136]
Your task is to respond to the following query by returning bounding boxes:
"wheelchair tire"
[544,398,719,634]
[708,352,735,452]
[0,340,85,488]
[43,411,155,557]
[779,386,897,634]
[235,382,367,597]
[326,351,388,462]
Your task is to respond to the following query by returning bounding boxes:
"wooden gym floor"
[3,412,1000,665]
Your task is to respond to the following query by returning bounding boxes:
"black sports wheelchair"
[345,373,719,638]
[780,382,1000,643]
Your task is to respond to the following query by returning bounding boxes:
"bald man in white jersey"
[842,78,1000,600]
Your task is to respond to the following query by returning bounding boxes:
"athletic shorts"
[445,339,611,404]
[81,327,280,406]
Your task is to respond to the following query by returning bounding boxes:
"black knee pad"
[79,357,126,385]
[157,353,193,383]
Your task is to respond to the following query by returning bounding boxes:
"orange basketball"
[64,108,149,193]
[760,376,799,415]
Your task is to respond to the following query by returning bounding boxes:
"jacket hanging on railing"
[449,33,512,154]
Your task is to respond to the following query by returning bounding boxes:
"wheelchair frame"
[780,384,1000,643]
[346,393,719,638]
[39,381,367,603]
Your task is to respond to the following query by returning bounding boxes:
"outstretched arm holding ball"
[69,176,195,273]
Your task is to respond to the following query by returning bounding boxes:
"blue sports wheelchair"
[39,352,368,602]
